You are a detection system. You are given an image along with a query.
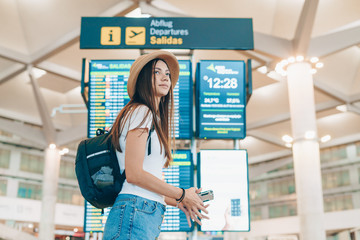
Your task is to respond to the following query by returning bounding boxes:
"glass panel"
[59,161,76,180]
[322,170,350,190]
[320,145,347,163]
[0,149,10,169]
[267,178,295,199]
[249,182,263,200]
[0,179,7,196]
[356,142,360,156]
[250,206,262,221]
[57,187,83,206]
[20,153,44,174]
[17,182,42,200]
[324,194,353,212]
[269,202,297,218]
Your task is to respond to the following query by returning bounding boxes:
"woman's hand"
[177,203,192,227]
[181,187,210,225]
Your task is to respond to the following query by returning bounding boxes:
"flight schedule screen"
[161,150,194,232]
[196,60,246,139]
[88,60,133,137]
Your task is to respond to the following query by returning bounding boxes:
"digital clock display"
[196,60,246,139]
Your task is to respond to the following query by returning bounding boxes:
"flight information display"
[197,150,250,232]
[87,59,192,138]
[174,60,193,139]
[84,202,110,232]
[161,150,194,232]
[88,60,133,137]
[196,60,246,139]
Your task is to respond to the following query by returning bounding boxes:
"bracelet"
[176,188,185,203]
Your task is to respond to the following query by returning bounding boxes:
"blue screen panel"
[161,150,194,232]
[196,60,246,139]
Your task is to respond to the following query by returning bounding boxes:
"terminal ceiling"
[0,0,359,171]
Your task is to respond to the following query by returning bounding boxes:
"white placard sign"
[198,150,250,231]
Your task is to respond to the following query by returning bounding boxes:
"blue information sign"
[162,150,194,232]
[196,61,246,139]
[80,17,254,50]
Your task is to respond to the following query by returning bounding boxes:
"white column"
[39,146,61,240]
[286,62,326,240]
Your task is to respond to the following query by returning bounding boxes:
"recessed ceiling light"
[305,131,316,140]
[320,135,331,143]
[282,135,293,143]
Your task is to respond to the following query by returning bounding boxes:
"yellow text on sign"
[101,27,121,45]
[126,27,146,45]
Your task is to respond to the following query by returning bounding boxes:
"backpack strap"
[147,124,155,156]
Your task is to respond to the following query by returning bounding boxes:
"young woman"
[103,51,209,240]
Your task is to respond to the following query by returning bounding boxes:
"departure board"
[174,60,193,139]
[161,150,194,232]
[196,60,246,139]
[84,202,110,232]
[87,59,192,138]
[88,60,133,137]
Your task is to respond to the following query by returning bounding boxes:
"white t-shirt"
[116,105,166,205]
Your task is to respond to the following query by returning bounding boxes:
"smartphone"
[198,190,214,202]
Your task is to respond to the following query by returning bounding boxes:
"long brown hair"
[110,58,175,168]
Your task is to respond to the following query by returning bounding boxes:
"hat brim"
[127,51,180,99]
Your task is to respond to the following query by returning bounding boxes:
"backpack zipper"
[87,150,110,159]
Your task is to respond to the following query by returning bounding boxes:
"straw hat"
[127,50,180,99]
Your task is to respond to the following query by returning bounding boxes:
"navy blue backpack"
[75,128,153,209]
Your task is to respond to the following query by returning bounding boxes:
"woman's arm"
[164,196,177,207]
[125,128,208,222]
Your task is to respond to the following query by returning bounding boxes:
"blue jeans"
[103,194,166,240]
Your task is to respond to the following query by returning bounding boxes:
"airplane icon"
[129,30,143,38]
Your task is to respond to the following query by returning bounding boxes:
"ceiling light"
[310,57,319,63]
[315,62,324,68]
[280,59,289,65]
[285,143,292,148]
[282,135,293,143]
[304,131,316,140]
[336,105,347,112]
[73,228,78,233]
[320,135,331,143]
[296,56,304,62]
[288,57,295,63]
[49,143,56,149]
[62,148,69,154]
